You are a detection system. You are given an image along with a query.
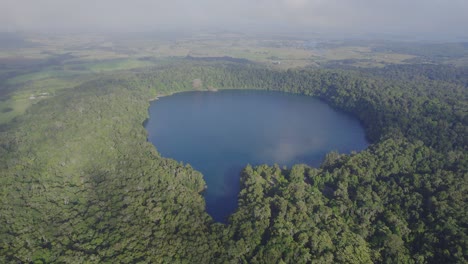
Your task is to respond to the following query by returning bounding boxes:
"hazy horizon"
[2,0,468,41]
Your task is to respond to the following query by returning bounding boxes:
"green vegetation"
[223,137,466,263]
[0,32,467,262]
[2,33,468,124]
[0,58,466,263]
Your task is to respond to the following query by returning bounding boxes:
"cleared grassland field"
[318,46,415,67]
[1,32,467,125]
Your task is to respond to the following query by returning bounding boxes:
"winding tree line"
[0,60,466,263]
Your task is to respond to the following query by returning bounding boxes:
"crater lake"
[145,90,369,222]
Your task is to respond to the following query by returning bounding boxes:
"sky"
[1,0,468,39]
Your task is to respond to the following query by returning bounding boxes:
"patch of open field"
[319,46,415,67]
[0,32,467,125]
[0,98,31,124]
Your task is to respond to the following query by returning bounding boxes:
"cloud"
[1,0,467,39]
[282,0,311,9]
[256,136,326,165]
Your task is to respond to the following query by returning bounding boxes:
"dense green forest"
[0,60,466,263]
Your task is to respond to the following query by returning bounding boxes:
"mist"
[2,0,468,40]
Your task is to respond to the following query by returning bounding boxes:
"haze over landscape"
[2,0,468,40]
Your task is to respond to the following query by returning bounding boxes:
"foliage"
[0,59,466,263]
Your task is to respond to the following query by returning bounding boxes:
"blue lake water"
[145,90,368,222]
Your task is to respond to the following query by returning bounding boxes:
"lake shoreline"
[145,90,369,222]
[149,88,219,102]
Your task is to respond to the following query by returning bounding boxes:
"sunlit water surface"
[145,90,368,222]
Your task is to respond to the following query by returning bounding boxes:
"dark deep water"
[145,90,369,222]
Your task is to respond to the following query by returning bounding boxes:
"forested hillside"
[0,60,466,263]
